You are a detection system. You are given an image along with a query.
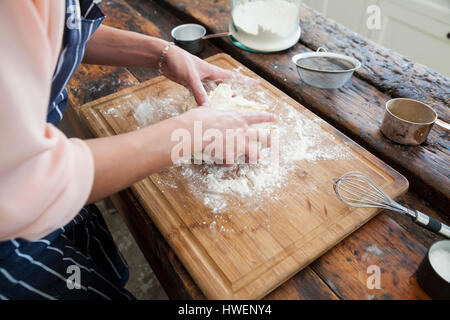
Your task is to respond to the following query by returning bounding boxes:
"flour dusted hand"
[161,45,257,106]
[182,84,274,165]
[184,83,268,112]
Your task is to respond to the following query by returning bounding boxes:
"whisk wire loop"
[333,171,407,214]
[333,172,450,239]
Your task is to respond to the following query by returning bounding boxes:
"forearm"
[85,115,188,203]
[83,25,168,68]
[83,106,274,203]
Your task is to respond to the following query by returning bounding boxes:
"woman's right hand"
[84,105,276,204]
[177,106,276,165]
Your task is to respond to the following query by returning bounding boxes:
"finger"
[221,130,246,166]
[202,80,217,93]
[239,112,276,125]
[206,65,234,81]
[190,78,208,106]
[205,66,259,88]
[245,128,259,142]
[232,73,260,87]
[259,129,271,148]
[246,128,271,148]
[223,145,236,167]
[244,141,261,164]
[235,131,260,165]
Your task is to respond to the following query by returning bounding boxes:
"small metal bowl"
[417,240,450,299]
[171,24,206,54]
[291,47,361,89]
[380,98,438,145]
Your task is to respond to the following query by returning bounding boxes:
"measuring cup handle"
[435,119,450,131]
[202,32,231,40]
[414,211,450,238]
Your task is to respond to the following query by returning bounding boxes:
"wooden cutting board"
[79,53,408,299]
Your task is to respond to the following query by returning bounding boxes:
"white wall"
[302,0,450,77]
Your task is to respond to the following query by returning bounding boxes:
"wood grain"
[64,0,445,300]
[77,53,409,299]
[299,5,450,122]
[161,0,449,120]
[158,0,449,215]
[68,0,163,109]
[67,0,340,300]
[311,214,430,300]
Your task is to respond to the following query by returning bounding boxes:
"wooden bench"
[66,0,449,299]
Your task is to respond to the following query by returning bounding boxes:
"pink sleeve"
[0,1,94,241]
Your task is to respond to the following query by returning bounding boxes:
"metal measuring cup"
[380,98,449,145]
[171,24,230,54]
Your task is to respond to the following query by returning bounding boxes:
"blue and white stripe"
[0,205,133,300]
[46,0,105,125]
[0,0,132,300]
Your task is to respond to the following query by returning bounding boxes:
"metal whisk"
[333,172,450,239]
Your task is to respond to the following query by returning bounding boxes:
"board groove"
[79,53,408,299]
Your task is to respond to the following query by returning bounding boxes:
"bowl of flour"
[230,0,302,52]
[417,240,450,299]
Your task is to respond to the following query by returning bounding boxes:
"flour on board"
[131,79,351,215]
[183,83,270,163]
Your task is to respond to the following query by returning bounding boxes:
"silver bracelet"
[158,42,175,75]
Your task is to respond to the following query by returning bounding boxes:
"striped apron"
[0,0,133,300]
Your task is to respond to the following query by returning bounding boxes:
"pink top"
[0,0,94,241]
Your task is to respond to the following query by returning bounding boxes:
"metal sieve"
[292,47,361,89]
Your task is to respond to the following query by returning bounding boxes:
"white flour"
[134,96,183,126]
[232,0,299,37]
[430,248,450,282]
[231,0,301,51]
[130,78,350,215]
[175,101,348,214]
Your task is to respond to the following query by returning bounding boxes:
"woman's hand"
[84,26,256,106]
[162,45,255,106]
[178,106,275,165]
[86,105,275,203]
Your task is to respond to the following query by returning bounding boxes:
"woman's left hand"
[162,44,256,106]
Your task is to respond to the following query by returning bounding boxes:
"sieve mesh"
[297,56,355,72]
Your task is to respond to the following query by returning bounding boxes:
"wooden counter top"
[66,0,449,300]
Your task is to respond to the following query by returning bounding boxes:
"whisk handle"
[414,211,450,239]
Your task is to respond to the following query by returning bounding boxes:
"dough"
[184,83,269,112]
[184,84,271,164]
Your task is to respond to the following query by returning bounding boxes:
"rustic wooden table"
[67,0,450,299]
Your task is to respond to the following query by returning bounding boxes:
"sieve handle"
[414,211,450,239]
